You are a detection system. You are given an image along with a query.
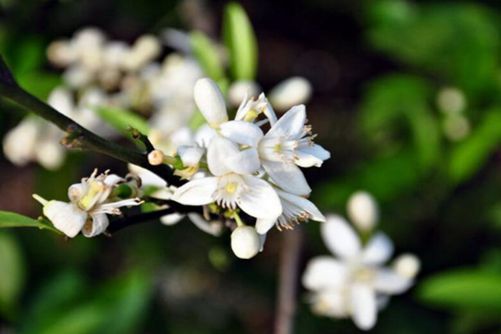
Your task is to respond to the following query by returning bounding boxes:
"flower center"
[225,182,238,194]
[78,181,105,211]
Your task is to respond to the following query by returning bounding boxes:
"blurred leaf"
[190,31,225,81]
[366,2,499,96]
[96,270,152,334]
[0,211,61,234]
[36,304,107,334]
[223,2,258,80]
[96,106,150,136]
[448,110,501,184]
[14,37,45,75]
[359,74,440,170]
[0,232,25,317]
[17,71,61,100]
[418,269,501,312]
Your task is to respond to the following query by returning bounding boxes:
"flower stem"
[0,56,182,186]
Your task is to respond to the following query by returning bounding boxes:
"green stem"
[0,57,183,186]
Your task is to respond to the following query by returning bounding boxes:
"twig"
[0,56,183,186]
[108,201,203,233]
[274,228,303,334]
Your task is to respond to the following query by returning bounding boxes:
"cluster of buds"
[141,77,330,259]
[3,27,203,170]
[302,192,420,330]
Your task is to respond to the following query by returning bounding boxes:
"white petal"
[226,148,261,175]
[255,218,276,234]
[160,213,185,225]
[393,254,420,279]
[219,120,264,147]
[171,177,217,205]
[296,144,331,168]
[43,201,87,238]
[373,268,413,294]
[258,233,267,252]
[231,226,261,259]
[68,183,86,202]
[269,77,312,110]
[103,174,124,187]
[362,233,393,265]
[188,213,223,236]
[302,256,348,290]
[178,145,204,166]
[238,175,282,220]
[266,104,306,139]
[207,136,239,176]
[263,161,311,196]
[321,215,361,260]
[350,283,377,331]
[128,164,167,187]
[48,87,74,117]
[82,213,109,237]
[2,118,39,166]
[193,78,228,127]
[195,124,217,148]
[35,139,65,170]
[277,190,326,222]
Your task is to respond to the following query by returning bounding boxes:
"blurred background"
[1,0,501,333]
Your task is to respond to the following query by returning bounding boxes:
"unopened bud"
[148,149,165,166]
[231,226,260,259]
[269,77,312,111]
[347,191,378,232]
[393,254,420,279]
[436,87,466,115]
[228,80,260,107]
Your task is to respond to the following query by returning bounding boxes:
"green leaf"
[449,110,501,183]
[190,31,225,81]
[96,107,150,135]
[0,211,61,234]
[223,2,258,80]
[418,269,501,312]
[0,232,25,317]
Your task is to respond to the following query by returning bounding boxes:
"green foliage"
[366,1,499,96]
[223,2,258,80]
[0,233,25,317]
[0,211,61,234]
[190,31,225,82]
[418,268,501,312]
[96,107,150,136]
[359,74,441,171]
[448,110,501,183]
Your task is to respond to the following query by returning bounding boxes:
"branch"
[274,228,303,334]
[0,56,183,187]
[108,200,203,233]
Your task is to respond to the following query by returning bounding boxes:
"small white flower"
[302,215,418,331]
[268,76,312,111]
[34,170,141,238]
[172,136,282,222]
[347,191,379,232]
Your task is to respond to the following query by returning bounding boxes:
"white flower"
[172,136,282,222]
[33,170,141,238]
[258,105,330,195]
[302,215,418,331]
[256,189,326,234]
[347,191,379,232]
[193,78,229,127]
[268,76,312,111]
[234,93,277,125]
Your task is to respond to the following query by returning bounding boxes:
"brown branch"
[274,228,303,334]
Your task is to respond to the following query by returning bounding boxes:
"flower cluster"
[302,192,420,330]
[161,78,330,259]
[33,170,142,238]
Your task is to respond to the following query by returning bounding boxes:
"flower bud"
[269,77,312,111]
[347,191,378,232]
[228,80,260,107]
[393,254,420,279]
[148,149,165,166]
[231,226,260,259]
[47,40,76,67]
[442,114,470,142]
[123,35,161,71]
[436,87,466,115]
[193,78,228,127]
